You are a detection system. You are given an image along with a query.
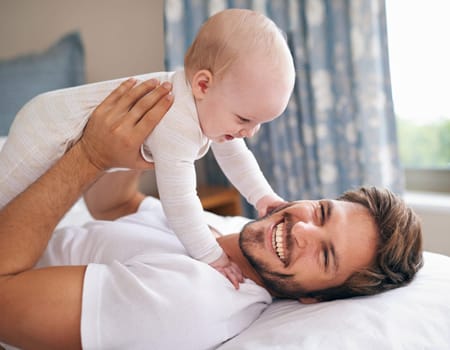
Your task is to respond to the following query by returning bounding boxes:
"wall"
[0,0,165,83]
[0,0,168,194]
[404,192,450,257]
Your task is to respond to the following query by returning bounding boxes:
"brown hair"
[304,186,423,301]
[184,9,292,81]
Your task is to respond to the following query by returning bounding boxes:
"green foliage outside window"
[397,118,450,168]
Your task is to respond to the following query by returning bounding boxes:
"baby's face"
[195,56,294,143]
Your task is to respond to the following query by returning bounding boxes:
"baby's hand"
[256,194,286,218]
[210,252,244,289]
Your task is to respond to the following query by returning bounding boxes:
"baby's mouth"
[272,222,286,263]
[225,135,234,141]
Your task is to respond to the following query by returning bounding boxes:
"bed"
[51,196,450,348]
[60,198,450,349]
[1,34,450,350]
[0,165,449,349]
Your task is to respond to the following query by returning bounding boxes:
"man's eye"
[319,202,325,225]
[323,248,329,270]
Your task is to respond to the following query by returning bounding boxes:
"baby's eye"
[237,115,250,123]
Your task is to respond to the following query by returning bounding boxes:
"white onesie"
[0,70,277,263]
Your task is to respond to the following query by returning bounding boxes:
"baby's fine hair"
[184,8,291,80]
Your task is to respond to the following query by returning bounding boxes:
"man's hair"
[184,8,291,80]
[304,186,423,302]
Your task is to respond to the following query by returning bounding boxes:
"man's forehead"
[288,199,367,215]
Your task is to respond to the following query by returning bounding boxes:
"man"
[0,79,423,349]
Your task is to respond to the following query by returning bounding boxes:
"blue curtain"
[164,0,402,216]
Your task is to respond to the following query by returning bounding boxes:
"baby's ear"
[191,69,213,100]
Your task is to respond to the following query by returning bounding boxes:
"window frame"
[404,168,450,193]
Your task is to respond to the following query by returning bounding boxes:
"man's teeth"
[272,223,285,262]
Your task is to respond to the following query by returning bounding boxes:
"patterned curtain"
[164,0,402,216]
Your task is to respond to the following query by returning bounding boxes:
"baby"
[0,9,295,285]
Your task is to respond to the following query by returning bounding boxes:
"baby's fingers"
[224,269,240,290]
[224,265,244,290]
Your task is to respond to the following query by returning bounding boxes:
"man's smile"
[272,222,286,263]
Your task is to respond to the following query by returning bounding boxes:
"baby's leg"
[0,93,91,209]
[0,73,161,209]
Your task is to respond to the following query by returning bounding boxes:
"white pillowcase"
[220,252,450,349]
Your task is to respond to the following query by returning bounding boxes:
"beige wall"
[404,192,450,257]
[0,0,165,83]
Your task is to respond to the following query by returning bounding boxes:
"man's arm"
[84,169,147,220]
[0,78,173,349]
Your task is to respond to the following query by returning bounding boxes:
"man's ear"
[298,297,318,304]
[191,69,213,100]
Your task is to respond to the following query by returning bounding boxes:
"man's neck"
[216,234,265,288]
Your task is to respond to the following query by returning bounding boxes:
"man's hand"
[210,252,244,289]
[80,78,173,171]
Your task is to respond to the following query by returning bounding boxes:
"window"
[386,0,450,192]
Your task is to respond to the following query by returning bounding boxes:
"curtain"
[164,0,402,216]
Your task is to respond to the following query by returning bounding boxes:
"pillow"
[0,32,85,136]
[220,252,450,349]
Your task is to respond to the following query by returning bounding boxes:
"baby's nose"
[240,125,260,138]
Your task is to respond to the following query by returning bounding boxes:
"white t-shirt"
[35,197,272,350]
[0,69,276,264]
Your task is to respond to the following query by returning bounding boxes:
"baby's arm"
[154,157,243,288]
[211,139,286,217]
[149,121,243,287]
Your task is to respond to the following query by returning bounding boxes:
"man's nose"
[239,124,260,138]
[291,221,316,250]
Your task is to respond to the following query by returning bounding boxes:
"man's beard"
[238,219,306,299]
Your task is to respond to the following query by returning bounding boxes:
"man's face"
[239,199,377,300]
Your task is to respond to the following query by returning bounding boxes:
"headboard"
[0,32,85,136]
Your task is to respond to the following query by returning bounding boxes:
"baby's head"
[185,9,295,142]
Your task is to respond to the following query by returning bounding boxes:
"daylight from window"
[386,0,450,168]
